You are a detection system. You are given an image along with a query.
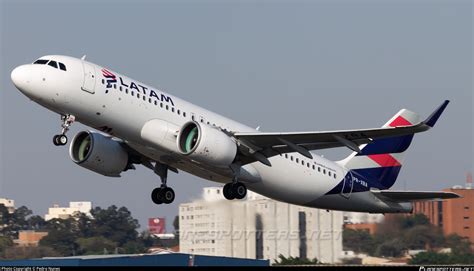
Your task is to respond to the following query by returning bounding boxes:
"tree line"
[342,213,473,264]
[0,204,177,259]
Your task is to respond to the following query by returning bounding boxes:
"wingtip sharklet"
[424,100,450,127]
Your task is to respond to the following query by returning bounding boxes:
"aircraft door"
[81,62,96,94]
[340,170,354,199]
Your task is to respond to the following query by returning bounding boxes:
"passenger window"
[154,100,158,105]
[125,89,129,94]
[34,59,48,65]
[334,174,337,179]
[312,165,315,170]
[58,62,67,71]
[323,169,326,174]
[166,105,169,110]
[160,103,163,108]
[172,108,175,113]
[318,167,321,172]
[307,163,310,168]
[285,154,288,159]
[177,109,181,115]
[131,92,134,96]
[301,160,304,166]
[48,61,58,68]
[102,79,105,84]
[183,112,186,117]
[328,172,331,177]
[148,98,152,103]
[296,158,299,163]
[137,93,140,98]
[119,86,122,91]
[143,96,146,101]
[290,156,293,161]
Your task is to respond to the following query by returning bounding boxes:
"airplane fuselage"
[11,55,415,213]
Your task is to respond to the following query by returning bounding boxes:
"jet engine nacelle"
[177,121,237,167]
[69,131,129,177]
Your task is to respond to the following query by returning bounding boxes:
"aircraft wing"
[371,190,461,202]
[232,100,449,166]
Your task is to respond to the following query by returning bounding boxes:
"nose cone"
[11,65,31,91]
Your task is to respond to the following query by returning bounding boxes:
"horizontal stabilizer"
[372,190,461,202]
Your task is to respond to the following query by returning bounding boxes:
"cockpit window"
[33,58,67,71]
[48,61,58,68]
[33,59,49,64]
[58,62,67,71]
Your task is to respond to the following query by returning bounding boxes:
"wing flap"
[372,190,461,202]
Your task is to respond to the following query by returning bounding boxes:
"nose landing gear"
[53,114,75,146]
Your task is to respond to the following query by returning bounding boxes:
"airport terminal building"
[179,187,343,263]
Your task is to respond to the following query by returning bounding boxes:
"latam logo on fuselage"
[101,68,174,106]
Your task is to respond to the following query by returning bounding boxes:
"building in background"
[0,198,15,214]
[411,175,473,246]
[14,230,48,247]
[44,201,92,221]
[343,212,384,225]
[149,217,166,235]
[179,187,343,264]
[342,212,384,235]
[148,217,175,239]
[344,223,378,235]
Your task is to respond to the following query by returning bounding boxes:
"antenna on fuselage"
[81,55,87,60]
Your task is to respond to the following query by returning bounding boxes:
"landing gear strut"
[223,163,247,200]
[53,114,75,146]
[151,162,175,205]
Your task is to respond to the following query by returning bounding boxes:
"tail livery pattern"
[340,109,420,189]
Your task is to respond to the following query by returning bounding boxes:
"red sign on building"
[148,217,166,234]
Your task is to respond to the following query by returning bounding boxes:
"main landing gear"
[223,163,247,200]
[223,182,247,200]
[151,162,175,205]
[53,114,75,146]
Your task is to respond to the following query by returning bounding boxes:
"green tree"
[403,225,444,250]
[173,215,179,233]
[374,238,406,258]
[27,215,46,231]
[39,218,82,256]
[445,234,472,255]
[273,254,319,265]
[77,236,117,255]
[122,240,147,254]
[88,206,140,246]
[342,229,375,254]
[409,251,474,265]
[3,246,60,260]
[400,214,429,229]
[0,205,34,238]
[0,236,13,258]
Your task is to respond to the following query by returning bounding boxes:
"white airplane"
[11,55,459,213]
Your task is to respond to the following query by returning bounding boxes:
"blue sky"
[1,0,472,230]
